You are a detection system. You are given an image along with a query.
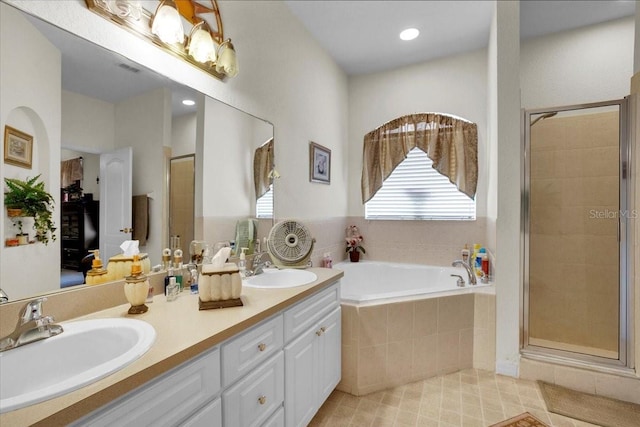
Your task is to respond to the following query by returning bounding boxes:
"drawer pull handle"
[316,329,323,336]
[258,343,266,352]
[320,326,326,333]
[258,395,267,405]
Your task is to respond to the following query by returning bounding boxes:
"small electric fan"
[267,220,315,268]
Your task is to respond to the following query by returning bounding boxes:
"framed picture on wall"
[4,126,33,169]
[309,141,331,184]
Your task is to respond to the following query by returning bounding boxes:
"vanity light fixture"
[150,0,184,45]
[186,21,217,64]
[399,28,420,41]
[86,0,237,80]
[215,39,238,77]
[182,99,196,106]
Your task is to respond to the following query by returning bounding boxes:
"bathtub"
[335,260,492,305]
[334,260,495,396]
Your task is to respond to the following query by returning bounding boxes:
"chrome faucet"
[0,288,8,304]
[0,297,63,352]
[248,251,272,276]
[452,260,477,286]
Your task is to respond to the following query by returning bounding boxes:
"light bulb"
[188,24,217,63]
[151,2,184,45]
[399,28,419,41]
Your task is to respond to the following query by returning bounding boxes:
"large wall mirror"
[0,2,274,302]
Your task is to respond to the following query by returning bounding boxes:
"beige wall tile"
[438,294,474,333]
[437,331,460,374]
[358,305,387,347]
[414,298,438,337]
[412,334,438,378]
[386,340,413,381]
[358,344,387,388]
[387,301,414,342]
[459,328,474,369]
[553,366,596,395]
[594,373,640,404]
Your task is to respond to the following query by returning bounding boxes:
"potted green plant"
[4,175,57,245]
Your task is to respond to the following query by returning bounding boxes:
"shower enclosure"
[523,98,633,369]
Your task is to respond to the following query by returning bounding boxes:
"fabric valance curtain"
[253,138,274,200]
[361,113,478,203]
[60,157,84,188]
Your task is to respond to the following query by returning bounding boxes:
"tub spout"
[452,260,476,285]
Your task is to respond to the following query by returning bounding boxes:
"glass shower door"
[524,99,629,365]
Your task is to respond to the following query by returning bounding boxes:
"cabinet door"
[318,307,341,404]
[284,327,318,427]
[223,351,284,427]
[180,397,221,427]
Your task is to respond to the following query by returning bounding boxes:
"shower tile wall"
[529,111,619,356]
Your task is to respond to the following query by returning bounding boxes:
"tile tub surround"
[338,291,496,396]
[345,217,489,268]
[0,268,343,426]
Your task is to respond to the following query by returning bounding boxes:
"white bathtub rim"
[334,260,495,307]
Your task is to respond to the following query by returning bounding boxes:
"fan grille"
[268,220,313,264]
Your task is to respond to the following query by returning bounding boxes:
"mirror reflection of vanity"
[0,2,274,302]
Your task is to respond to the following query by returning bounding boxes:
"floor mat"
[538,381,640,427]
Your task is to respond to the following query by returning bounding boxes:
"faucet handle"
[450,274,465,287]
[19,297,47,324]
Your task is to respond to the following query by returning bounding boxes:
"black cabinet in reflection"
[60,200,99,270]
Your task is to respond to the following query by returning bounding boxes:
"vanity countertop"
[0,267,343,427]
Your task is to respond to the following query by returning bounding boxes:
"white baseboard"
[496,360,519,377]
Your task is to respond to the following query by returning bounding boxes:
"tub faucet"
[452,260,477,286]
[0,288,8,304]
[0,297,64,352]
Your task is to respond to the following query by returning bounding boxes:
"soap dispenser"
[124,254,150,314]
[85,250,109,285]
[238,247,248,277]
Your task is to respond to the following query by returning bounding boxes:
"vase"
[7,208,23,217]
[349,251,360,262]
[17,233,29,245]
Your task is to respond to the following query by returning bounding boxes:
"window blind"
[256,185,273,218]
[365,148,475,220]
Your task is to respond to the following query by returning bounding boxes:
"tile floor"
[310,369,600,427]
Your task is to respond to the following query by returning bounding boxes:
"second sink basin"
[0,318,156,413]
[243,268,318,288]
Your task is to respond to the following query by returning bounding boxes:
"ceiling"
[18,0,637,110]
[285,0,637,75]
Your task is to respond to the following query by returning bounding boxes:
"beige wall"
[528,111,620,356]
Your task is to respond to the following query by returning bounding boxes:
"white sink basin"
[0,318,155,413]
[243,269,318,288]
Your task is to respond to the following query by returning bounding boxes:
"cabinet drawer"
[262,405,284,427]
[223,351,284,427]
[284,282,339,342]
[181,397,221,427]
[222,315,284,387]
[71,348,221,427]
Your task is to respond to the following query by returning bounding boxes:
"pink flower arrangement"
[345,225,365,254]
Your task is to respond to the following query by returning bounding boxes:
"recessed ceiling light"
[399,28,419,41]
[182,99,195,106]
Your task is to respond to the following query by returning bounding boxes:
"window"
[365,148,475,220]
[256,184,273,218]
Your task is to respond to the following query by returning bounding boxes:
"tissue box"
[198,262,243,310]
[107,253,151,281]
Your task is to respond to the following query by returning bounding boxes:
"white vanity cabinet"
[68,280,340,427]
[283,285,341,427]
[70,347,222,427]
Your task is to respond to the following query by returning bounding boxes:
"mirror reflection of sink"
[0,318,155,413]
[243,269,318,288]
